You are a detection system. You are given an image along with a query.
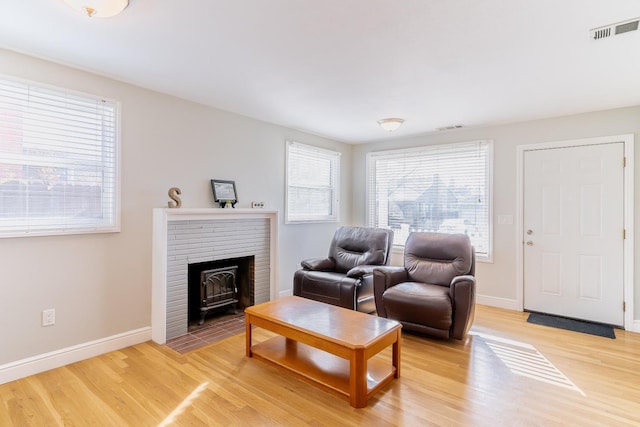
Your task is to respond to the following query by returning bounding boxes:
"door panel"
[541,252,562,295]
[523,143,624,326]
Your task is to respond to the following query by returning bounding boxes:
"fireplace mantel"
[151,208,278,344]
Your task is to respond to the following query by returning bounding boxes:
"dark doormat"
[526,312,616,339]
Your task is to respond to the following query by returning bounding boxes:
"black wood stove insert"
[188,256,254,328]
[198,266,239,324]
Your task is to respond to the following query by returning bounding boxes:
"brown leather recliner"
[373,232,476,340]
[293,226,394,313]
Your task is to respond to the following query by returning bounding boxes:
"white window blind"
[0,77,119,237]
[367,140,492,259]
[286,141,340,223]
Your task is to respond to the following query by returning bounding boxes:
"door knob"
[526,241,534,246]
[526,229,533,235]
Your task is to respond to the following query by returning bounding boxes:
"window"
[286,141,340,223]
[367,140,492,259]
[0,77,119,237]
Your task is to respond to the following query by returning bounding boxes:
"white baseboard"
[477,296,640,333]
[477,294,519,311]
[0,327,151,385]
[279,290,520,311]
[278,288,293,298]
[254,290,640,333]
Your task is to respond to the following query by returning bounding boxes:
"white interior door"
[523,142,624,326]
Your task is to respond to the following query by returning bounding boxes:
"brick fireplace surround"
[151,208,278,344]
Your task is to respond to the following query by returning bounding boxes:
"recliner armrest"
[374,266,408,285]
[372,266,408,317]
[345,264,379,278]
[301,257,335,271]
[451,275,475,287]
[449,275,476,340]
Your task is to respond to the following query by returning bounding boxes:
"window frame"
[0,75,121,238]
[285,140,341,224]
[366,140,493,261]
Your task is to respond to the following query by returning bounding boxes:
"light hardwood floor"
[2,305,640,426]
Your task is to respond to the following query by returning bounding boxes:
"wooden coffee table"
[245,296,401,408]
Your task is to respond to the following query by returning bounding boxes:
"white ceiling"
[1,1,639,143]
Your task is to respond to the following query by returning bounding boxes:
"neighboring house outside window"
[0,77,119,238]
[366,140,492,260]
[286,141,340,223]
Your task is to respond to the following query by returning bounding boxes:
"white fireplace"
[151,208,278,344]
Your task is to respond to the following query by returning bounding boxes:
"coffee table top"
[245,296,401,348]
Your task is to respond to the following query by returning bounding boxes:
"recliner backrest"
[329,226,394,273]
[404,232,473,286]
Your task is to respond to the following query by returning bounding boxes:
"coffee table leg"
[350,349,367,408]
[245,314,252,357]
[393,329,401,378]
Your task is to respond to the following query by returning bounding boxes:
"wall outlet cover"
[42,309,55,326]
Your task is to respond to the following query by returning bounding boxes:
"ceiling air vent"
[436,125,463,131]
[591,17,639,40]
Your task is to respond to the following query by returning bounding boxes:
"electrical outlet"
[42,309,55,326]
[251,201,265,208]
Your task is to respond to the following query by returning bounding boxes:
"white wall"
[351,106,640,324]
[2,47,638,372]
[0,49,351,365]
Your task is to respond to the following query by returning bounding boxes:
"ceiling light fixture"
[63,0,129,18]
[377,118,405,132]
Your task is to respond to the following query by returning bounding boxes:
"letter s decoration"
[168,187,182,208]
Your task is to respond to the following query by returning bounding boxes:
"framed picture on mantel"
[211,179,238,208]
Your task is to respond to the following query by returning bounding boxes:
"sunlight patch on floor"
[470,332,585,396]
[158,381,209,427]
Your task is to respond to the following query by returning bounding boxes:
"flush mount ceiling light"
[377,118,405,132]
[63,0,129,18]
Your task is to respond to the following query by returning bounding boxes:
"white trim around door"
[516,134,634,331]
